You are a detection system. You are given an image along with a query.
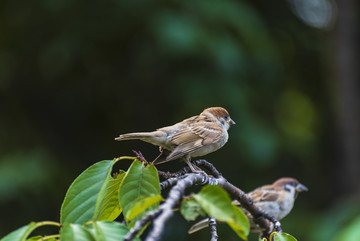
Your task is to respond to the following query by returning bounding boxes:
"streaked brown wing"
[169,127,200,145]
[249,186,281,203]
[191,124,224,144]
[165,139,204,161]
[259,192,279,202]
[170,123,223,145]
[165,123,224,162]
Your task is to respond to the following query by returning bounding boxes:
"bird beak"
[227,118,236,125]
[296,183,308,192]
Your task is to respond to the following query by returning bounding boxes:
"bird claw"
[186,159,206,174]
[192,169,208,175]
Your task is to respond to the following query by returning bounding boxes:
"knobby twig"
[157,159,221,179]
[209,218,218,241]
[123,209,161,241]
[124,173,213,241]
[145,173,213,241]
[216,177,282,235]
[125,159,281,241]
[157,159,221,191]
[160,177,180,190]
[157,167,190,179]
[192,159,221,178]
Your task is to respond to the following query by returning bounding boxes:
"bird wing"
[171,122,224,144]
[248,185,281,203]
[164,123,224,162]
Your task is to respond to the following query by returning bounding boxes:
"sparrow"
[188,177,308,234]
[115,107,235,172]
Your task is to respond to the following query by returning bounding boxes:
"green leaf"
[333,215,360,241]
[194,185,250,240]
[92,221,141,241]
[60,223,95,241]
[93,170,126,221]
[1,223,37,241]
[127,195,163,221]
[272,232,297,241]
[119,159,161,222]
[60,160,114,224]
[181,196,206,221]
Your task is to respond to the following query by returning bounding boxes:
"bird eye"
[223,115,228,120]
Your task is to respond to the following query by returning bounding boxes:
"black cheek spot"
[284,186,291,192]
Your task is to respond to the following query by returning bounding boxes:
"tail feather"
[115,132,154,141]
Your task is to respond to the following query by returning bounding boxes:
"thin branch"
[208,218,218,241]
[126,158,281,240]
[145,173,211,241]
[123,209,162,241]
[158,162,281,237]
[157,159,221,179]
[192,160,221,178]
[160,177,179,190]
[216,177,282,236]
[157,167,190,179]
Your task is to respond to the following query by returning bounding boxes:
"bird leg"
[184,157,205,174]
[152,147,165,163]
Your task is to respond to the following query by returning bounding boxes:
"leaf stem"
[39,234,60,240]
[85,220,94,226]
[36,221,61,228]
[114,156,137,162]
[269,232,277,241]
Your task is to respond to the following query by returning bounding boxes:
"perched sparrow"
[188,177,308,233]
[115,107,235,172]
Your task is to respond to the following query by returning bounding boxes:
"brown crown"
[202,107,230,118]
[272,177,299,187]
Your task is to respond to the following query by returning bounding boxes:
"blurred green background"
[1,0,359,240]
